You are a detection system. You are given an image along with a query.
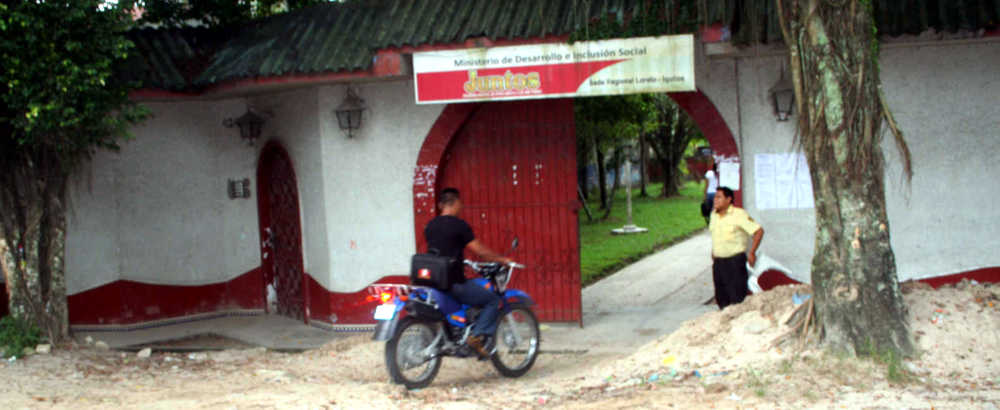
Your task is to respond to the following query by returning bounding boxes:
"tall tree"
[575,95,642,214]
[0,0,149,343]
[643,94,700,198]
[775,0,914,356]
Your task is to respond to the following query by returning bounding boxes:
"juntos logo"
[463,70,541,93]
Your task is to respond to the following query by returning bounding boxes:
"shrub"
[0,315,42,358]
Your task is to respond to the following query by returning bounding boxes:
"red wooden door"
[257,143,308,322]
[437,99,581,322]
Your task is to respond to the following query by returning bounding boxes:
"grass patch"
[744,365,771,397]
[579,181,706,287]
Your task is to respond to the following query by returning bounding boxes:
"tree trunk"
[601,146,624,220]
[595,141,609,210]
[639,136,649,197]
[610,146,623,193]
[648,121,689,198]
[0,147,70,344]
[777,0,914,357]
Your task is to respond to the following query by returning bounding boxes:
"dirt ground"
[3,281,999,409]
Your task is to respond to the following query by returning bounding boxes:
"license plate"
[373,303,397,320]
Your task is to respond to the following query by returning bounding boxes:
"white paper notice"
[754,153,814,209]
[718,162,740,191]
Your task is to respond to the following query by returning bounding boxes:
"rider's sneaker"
[467,335,491,359]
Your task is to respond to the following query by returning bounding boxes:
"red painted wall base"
[67,268,409,327]
[756,267,1000,292]
[68,266,1000,327]
[68,268,264,325]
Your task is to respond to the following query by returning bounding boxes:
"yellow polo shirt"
[709,206,761,258]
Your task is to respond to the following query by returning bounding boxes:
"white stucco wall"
[316,81,445,292]
[716,39,1000,283]
[67,38,997,299]
[66,99,262,294]
[67,82,444,296]
[879,40,1000,280]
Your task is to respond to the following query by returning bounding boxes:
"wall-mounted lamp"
[769,67,795,121]
[223,109,267,146]
[334,87,366,138]
[228,178,251,199]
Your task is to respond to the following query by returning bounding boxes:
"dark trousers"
[448,281,501,336]
[712,253,749,309]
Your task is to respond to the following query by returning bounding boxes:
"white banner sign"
[413,35,696,104]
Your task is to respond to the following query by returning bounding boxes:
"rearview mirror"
[511,237,519,251]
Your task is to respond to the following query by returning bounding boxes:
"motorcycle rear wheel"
[490,306,540,377]
[385,317,441,389]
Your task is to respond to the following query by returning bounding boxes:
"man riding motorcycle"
[423,187,515,357]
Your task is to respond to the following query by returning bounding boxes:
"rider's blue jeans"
[448,281,501,336]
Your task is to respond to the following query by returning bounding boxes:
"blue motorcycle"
[371,247,540,389]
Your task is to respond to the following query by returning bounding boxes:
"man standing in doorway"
[425,187,515,357]
[709,186,764,309]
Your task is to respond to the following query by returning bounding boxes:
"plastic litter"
[793,293,812,306]
[648,373,660,382]
[693,370,702,378]
[661,354,677,366]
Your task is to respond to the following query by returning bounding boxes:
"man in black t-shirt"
[424,187,514,358]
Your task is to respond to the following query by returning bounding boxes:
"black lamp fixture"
[769,66,795,121]
[224,109,266,146]
[334,87,366,138]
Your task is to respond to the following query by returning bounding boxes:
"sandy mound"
[561,280,1000,408]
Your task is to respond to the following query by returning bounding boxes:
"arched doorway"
[257,142,308,322]
[414,99,581,322]
[412,92,742,323]
[669,91,743,206]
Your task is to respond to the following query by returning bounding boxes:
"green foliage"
[568,1,702,43]
[1,0,150,342]
[126,0,332,27]
[575,94,644,151]
[0,0,149,163]
[579,181,705,285]
[0,315,42,358]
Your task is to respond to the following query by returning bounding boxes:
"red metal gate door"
[257,143,307,322]
[437,99,581,322]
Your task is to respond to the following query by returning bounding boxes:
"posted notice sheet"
[754,153,814,210]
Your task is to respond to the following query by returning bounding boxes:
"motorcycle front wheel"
[385,317,441,389]
[490,305,540,377]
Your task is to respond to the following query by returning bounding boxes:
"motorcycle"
[370,240,540,389]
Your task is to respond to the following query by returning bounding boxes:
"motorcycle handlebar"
[463,260,525,270]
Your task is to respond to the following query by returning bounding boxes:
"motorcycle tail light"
[380,292,393,303]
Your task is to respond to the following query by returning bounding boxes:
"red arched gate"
[416,99,581,322]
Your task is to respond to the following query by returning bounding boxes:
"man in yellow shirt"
[709,187,764,309]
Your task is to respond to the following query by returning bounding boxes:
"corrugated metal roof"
[122,27,231,91]
[122,0,1000,92]
[195,0,652,86]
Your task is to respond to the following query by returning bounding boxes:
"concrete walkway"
[75,231,717,353]
[542,230,716,353]
[74,314,339,351]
